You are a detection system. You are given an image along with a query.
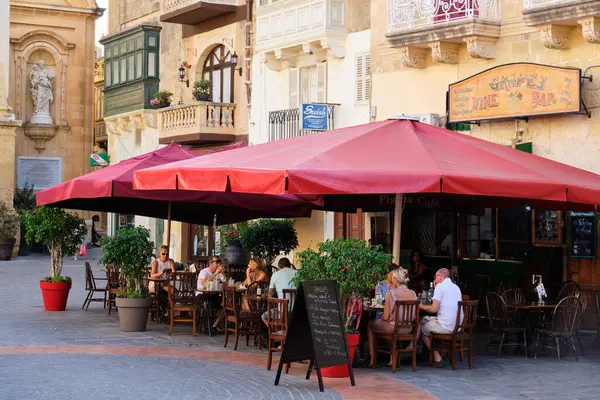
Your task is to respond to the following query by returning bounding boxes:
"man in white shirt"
[262,258,297,325]
[196,256,226,295]
[418,268,462,367]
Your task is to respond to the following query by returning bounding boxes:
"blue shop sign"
[301,104,328,130]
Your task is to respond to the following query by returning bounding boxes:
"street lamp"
[178,65,189,87]
[231,51,243,77]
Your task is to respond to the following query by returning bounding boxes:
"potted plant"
[99,226,154,332]
[192,79,211,101]
[218,223,248,265]
[294,238,391,378]
[21,206,87,311]
[13,182,36,256]
[238,219,299,268]
[0,201,19,260]
[150,90,173,109]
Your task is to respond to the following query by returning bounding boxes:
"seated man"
[196,256,226,331]
[262,257,297,326]
[418,268,462,367]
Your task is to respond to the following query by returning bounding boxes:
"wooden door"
[333,210,364,240]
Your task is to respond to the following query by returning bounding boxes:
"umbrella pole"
[166,202,172,250]
[392,194,404,265]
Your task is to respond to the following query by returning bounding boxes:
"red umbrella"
[133,119,600,262]
[37,142,320,248]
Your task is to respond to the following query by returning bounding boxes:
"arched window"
[203,45,234,103]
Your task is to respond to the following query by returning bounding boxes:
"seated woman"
[242,258,269,287]
[367,268,417,368]
[149,245,176,294]
[408,250,427,290]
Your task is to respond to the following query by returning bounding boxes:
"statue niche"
[29,60,55,125]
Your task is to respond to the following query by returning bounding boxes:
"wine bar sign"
[448,63,582,123]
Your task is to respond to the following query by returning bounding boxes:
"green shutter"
[515,141,532,153]
[447,122,472,132]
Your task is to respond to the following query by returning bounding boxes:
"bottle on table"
[427,282,434,304]
[257,286,262,296]
[421,290,427,304]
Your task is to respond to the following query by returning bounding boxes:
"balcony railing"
[387,0,501,33]
[268,106,335,142]
[158,102,236,144]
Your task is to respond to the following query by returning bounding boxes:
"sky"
[96,0,109,50]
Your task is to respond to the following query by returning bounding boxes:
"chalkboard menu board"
[274,280,355,392]
[569,211,597,259]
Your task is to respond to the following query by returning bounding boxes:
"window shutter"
[316,62,327,103]
[356,53,371,104]
[289,68,299,108]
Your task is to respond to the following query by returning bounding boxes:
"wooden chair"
[430,300,479,370]
[226,264,246,283]
[558,281,580,300]
[485,292,527,358]
[106,265,122,315]
[82,262,107,310]
[223,286,262,350]
[282,288,297,313]
[501,289,525,305]
[247,280,269,296]
[168,272,198,336]
[534,296,580,362]
[266,298,288,370]
[373,300,420,373]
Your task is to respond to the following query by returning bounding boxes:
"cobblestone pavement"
[1,248,600,399]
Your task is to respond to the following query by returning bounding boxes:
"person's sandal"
[433,360,445,368]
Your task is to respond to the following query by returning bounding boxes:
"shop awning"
[133,119,600,208]
[36,142,320,225]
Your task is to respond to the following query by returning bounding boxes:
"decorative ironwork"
[268,105,335,142]
[387,0,501,33]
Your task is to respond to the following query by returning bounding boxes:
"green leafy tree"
[13,183,36,211]
[21,206,87,281]
[238,219,298,267]
[0,201,19,240]
[293,238,391,331]
[99,226,154,298]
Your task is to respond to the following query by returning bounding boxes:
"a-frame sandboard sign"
[274,280,356,392]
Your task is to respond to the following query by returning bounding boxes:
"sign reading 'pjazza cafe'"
[448,63,582,123]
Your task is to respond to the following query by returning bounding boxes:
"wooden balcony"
[157,102,236,145]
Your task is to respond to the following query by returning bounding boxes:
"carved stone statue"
[30,60,54,124]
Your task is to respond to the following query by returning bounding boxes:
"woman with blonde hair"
[367,267,417,368]
[242,258,269,286]
[149,245,176,293]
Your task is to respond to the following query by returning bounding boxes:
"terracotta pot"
[115,297,152,332]
[320,332,360,378]
[40,280,72,311]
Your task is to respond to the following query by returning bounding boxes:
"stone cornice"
[105,109,158,136]
[10,1,104,17]
[523,0,600,27]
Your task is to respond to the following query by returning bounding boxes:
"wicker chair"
[82,262,107,310]
[430,300,479,370]
[372,300,420,372]
[485,292,527,358]
[534,296,580,362]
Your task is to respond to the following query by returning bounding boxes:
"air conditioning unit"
[390,113,441,127]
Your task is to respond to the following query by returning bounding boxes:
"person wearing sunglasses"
[149,245,176,293]
[196,256,226,291]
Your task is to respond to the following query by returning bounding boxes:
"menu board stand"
[274,280,355,392]
[568,211,597,259]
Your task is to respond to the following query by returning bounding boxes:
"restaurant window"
[190,224,219,258]
[399,210,454,257]
[460,208,496,259]
[148,52,156,77]
[497,207,529,261]
[203,45,234,103]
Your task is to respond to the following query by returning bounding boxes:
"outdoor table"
[148,277,169,323]
[506,302,558,357]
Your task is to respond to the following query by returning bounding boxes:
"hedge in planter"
[0,201,19,260]
[99,226,154,331]
[21,206,87,311]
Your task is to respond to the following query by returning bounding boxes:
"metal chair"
[82,262,107,310]
[485,292,527,358]
[373,300,420,372]
[534,296,580,362]
[430,300,479,370]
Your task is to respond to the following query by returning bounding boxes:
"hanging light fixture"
[178,65,189,87]
[230,51,243,77]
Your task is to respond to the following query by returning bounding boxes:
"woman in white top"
[149,245,176,293]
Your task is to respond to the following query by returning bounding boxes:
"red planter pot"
[320,332,360,378]
[40,281,72,311]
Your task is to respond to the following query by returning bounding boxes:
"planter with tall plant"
[150,90,173,109]
[238,219,299,269]
[192,79,211,101]
[0,201,19,261]
[100,226,154,332]
[218,223,248,265]
[13,182,36,256]
[21,206,87,311]
[294,238,391,377]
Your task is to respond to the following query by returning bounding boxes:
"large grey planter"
[115,297,152,332]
